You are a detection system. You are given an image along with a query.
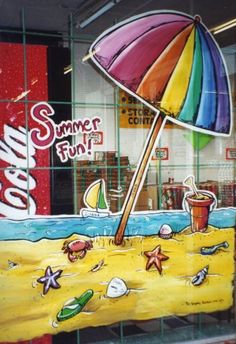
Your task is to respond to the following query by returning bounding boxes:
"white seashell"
[106,277,128,298]
[159,224,173,239]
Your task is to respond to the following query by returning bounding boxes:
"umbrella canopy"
[90,11,232,135]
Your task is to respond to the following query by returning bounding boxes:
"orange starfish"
[144,245,169,274]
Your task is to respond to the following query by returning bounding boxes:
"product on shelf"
[220,182,236,207]
[162,181,187,210]
[161,179,235,210]
[199,181,218,198]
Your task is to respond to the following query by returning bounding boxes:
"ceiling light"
[211,18,236,35]
[79,0,121,29]
[64,65,72,75]
[82,47,100,62]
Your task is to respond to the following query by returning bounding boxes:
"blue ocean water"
[0,208,235,242]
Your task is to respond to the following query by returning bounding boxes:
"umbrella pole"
[114,112,166,245]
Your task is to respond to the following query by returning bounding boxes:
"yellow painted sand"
[0,226,234,342]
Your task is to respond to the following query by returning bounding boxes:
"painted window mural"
[0,9,235,343]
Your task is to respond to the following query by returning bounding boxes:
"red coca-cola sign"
[0,42,50,218]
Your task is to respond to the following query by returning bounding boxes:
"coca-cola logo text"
[0,125,36,218]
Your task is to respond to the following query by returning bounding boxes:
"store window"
[0,1,235,344]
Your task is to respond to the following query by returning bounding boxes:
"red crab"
[62,239,93,262]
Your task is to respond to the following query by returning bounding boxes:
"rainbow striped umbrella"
[91,11,231,135]
[89,11,232,244]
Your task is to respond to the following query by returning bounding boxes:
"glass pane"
[0,2,235,344]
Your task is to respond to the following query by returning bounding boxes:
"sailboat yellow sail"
[80,179,110,217]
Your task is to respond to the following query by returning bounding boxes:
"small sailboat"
[80,179,110,218]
